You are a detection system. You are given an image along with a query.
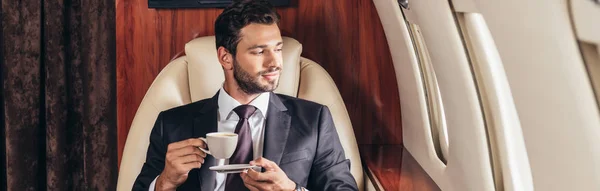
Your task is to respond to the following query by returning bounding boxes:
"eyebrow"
[247,42,284,50]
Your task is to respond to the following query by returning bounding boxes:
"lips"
[261,72,279,80]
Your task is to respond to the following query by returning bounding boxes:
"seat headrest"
[185,36,302,101]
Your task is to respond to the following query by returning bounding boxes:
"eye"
[252,51,264,55]
[275,48,283,52]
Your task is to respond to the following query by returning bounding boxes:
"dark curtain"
[1,0,117,190]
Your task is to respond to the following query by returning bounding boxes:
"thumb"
[249,157,268,166]
[250,157,275,171]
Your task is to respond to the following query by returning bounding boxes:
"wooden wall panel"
[360,145,441,191]
[117,0,402,163]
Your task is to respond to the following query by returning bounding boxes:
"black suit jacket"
[133,92,358,191]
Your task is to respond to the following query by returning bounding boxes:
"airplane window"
[407,22,450,164]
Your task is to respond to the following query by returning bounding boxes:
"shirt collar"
[217,87,270,120]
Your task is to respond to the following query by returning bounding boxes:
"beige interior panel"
[454,0,600,190]
[373,0,495,190]
[572,0,600,109]
[454,11,534,191]
[411,23,450,164]
[570,0,600,44]
[371,0,438,186]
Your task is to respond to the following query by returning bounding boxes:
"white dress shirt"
[149,87,270,191]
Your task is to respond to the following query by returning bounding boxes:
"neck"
[223,81,260,105]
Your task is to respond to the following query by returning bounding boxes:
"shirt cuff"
[149,175,159,191]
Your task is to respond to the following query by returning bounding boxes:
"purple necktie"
[225,105,257,191]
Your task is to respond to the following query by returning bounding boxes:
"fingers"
[241,159,294,191]
[249,157,269,166]
[249,157,279,171]
[159,139,208,188]
[166,159,202,176]
[197,138,208,149]
[244,181,260,191]
[178,162,202,172]
[172,154,205,164]
[244,168,276,182]
[164,142,207,176]
[169,146,206,158]
[167,154,203,169]
[241,170,272,190]
[167,138,207,150]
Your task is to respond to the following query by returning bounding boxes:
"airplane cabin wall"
[375,0,600,190]
[460,0,600,190]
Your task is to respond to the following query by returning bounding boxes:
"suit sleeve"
[133,112,167,191]
[307,106,359,191]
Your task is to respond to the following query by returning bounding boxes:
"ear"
[217,46,234,70]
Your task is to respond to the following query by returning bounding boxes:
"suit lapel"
[192,92,219,191]
[263,93,291,165]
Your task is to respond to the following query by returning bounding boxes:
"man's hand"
[156,138,207,191]
[241,157,297,191]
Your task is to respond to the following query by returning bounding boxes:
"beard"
[233,59,281,94]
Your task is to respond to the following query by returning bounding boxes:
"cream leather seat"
[117,36,367,190]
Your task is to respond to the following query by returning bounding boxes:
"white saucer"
[209,164,259,174]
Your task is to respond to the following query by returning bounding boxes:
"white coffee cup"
[198,132,238,159]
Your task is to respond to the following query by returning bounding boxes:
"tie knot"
[233,105,257,119]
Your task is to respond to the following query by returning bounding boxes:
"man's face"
[232,23,283,94]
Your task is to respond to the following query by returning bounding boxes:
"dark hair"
[215,0,280,56]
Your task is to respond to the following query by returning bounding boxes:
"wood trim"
[360,145,440,191]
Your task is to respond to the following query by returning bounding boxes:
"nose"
[264,51,281,68]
